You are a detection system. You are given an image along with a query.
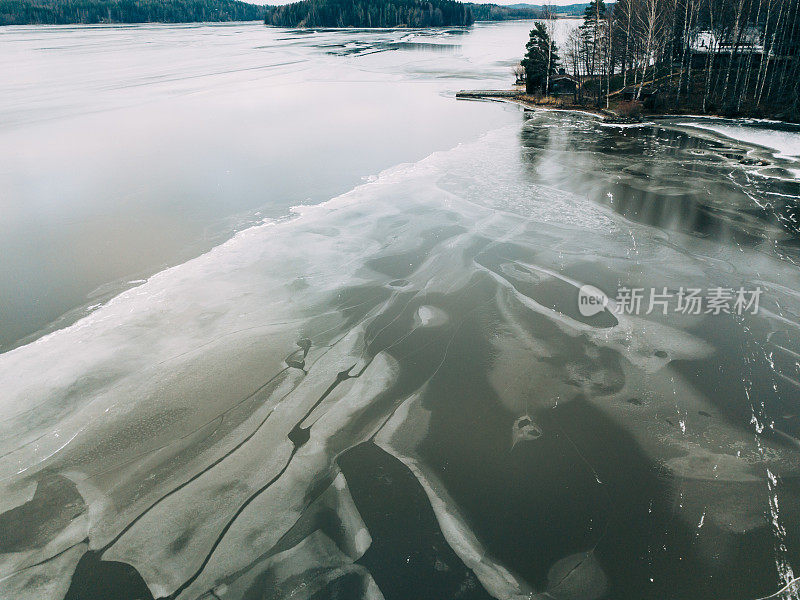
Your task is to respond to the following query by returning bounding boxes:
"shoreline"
[456,90,644,123]
[456,89,800,169]
[456,89,800,127]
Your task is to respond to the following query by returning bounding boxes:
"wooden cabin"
[549,74,577,96]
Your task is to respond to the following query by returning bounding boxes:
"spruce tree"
[521,22,560,95]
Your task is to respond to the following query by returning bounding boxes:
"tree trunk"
[677,0,691,98]
[722,0,746,106]
[623,0,632,88]
[702,1,716,112]
[760,0,785,104]
[596,0,602,105]
[738,0,762,111]
[755,0,775,104]
[776,0,799,99]
[668,0,680,97]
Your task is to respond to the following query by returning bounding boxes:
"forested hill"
[264,0,473,27]
[464,2,543,20]
[547,2,589,16]
[504,2,588,16]
[0,0,579,27]
[0,0,264,25]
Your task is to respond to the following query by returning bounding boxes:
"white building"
[690,28,765,54]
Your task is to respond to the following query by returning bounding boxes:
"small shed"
[549,75,577,96]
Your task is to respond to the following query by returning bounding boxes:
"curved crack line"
[194,469,339,598]
[0,319,304,432]
[99,334,347,566]
[102,403,276,553]
[363,290,419,351]
[0,362,290,478]
[165,363,364,599]
[546,421,612,595]
[160,438,294,600]
[0,537,89,584]
[159,276,490,597]
[97,340,358,554]
[68,367,291,488]
[0,288,381,458]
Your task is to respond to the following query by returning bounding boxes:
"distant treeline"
[547,2,589,16]
[264,0,474,27]
[464,2,543,21]
[0,0,264,24]
[483,3,590,17]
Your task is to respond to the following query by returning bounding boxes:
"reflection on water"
[517,115,800,257]
[1,22,800,600]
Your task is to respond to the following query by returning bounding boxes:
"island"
[264,0,475,28]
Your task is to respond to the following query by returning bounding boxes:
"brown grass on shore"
[515,94,614,119]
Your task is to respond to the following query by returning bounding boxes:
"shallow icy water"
[2,20,800,600]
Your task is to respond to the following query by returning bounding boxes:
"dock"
[455,90,521,99]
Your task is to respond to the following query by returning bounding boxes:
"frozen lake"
[1,20,800,600]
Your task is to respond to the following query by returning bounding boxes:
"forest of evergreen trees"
[0,0,576,28]
[464,3,543,21]
[549,0,800,120]
[0,0,263,24]
[264,0,473,27]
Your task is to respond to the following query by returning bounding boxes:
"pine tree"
[521,22,560,94]
[579,0,607,78]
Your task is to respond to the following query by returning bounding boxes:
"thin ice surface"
[2,25,800,600]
